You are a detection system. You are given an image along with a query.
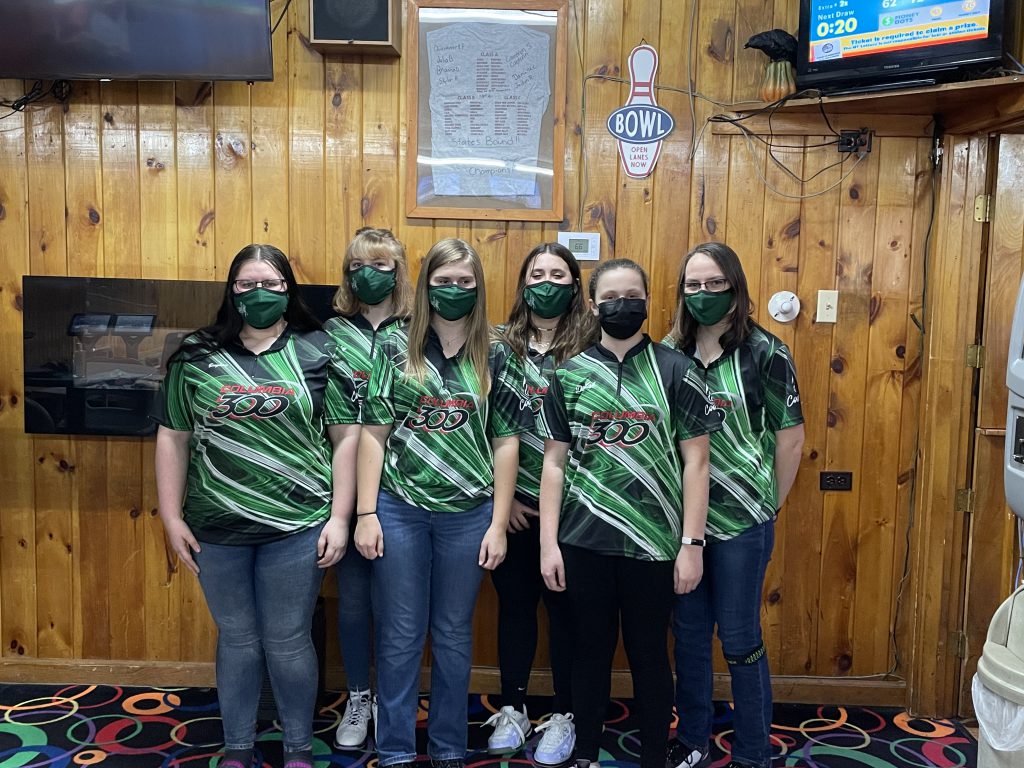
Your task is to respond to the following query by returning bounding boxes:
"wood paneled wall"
[0,0,986,711]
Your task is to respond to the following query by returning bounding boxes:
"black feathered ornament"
[745,29,798,102]
[744,29,798,65]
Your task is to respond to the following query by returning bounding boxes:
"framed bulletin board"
[406,0,567,221]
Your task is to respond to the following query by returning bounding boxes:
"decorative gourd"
[759,59,796,103]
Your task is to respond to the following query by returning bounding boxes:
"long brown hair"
[407,238,491,395]
[332,227,413,317]
[668,241,754,351]
[505,242,595,365]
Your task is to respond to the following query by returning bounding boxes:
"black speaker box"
[308,0,401,56]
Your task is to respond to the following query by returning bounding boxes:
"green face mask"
[233,287,290,329]
[429,284,477,321]
[350,265,397,306]
[684,289,734,326]
[523,280,574,319]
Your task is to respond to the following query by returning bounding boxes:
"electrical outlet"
[820,471,853,491]
[557,231,601,261]
[838,128,872,155]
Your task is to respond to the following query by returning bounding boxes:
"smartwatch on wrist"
[680,536,706,547]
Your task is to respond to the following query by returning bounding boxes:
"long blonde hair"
[332,227,413,317]
[407,238,491,395]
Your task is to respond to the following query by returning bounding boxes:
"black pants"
[562,544,675,768]
[490,516,573,713]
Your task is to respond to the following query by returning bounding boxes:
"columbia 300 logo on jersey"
[404,395,475,433]
[585,409,658,447]
[210,383,297,419]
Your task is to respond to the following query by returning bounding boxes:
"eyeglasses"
[681,278,730,295]
[233,278,287,292]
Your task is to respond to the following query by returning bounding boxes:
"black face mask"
[597,297,647,339]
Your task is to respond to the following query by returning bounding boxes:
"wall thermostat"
[557,232,601,261]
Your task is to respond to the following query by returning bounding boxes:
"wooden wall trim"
[0,659,906,708]
[908,134,990,717]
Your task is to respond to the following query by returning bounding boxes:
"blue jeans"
[335,535,373,691]
[194,523,325,752]
[672,520,775,768]
[371,490,492,766]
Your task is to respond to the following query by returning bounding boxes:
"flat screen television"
[0,0,273,81]
[23,276,337,437]
[797,0,1007,92]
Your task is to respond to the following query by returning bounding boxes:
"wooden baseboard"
[1,659,907,707]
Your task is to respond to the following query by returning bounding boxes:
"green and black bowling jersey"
[493,325,557,508]
[516,346,557,507]
[362,327,533,513]
[154,328,357,545]
[323,313,407,418]
[539,336,722,561]
[663,324,803,541]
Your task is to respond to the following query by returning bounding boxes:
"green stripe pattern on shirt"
[663,325,803,540]
[323,314,406,420]
[154,328,356,544]
[540,338,721,561]
[362,328,533,513]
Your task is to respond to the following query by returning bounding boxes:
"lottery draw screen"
[808,0,990,62]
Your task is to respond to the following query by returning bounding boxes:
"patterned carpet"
[0,684,976,767]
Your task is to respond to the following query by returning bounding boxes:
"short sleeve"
[763,344,803,431]
[487,343,532,438]
[323,347,360,425]
[539,370,572,443]
[361,340,397,426]
[152,355,194,432]
[673,359,722,441]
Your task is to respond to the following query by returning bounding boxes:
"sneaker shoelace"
[484,707,529,742]
[536,712,574,738]
[343,695,371,726]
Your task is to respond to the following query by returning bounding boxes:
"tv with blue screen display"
[0,0,273,81]
[797,0,1007,92]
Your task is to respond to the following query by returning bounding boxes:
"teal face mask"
[233,287,289,329]
[523,281,575,319]
[428,285,477,320]
[684,289,734,326]
[350,265,397,306]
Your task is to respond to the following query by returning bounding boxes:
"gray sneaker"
[533,712,576,766]
[485,705,532,754]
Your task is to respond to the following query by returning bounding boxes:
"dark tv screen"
[23,276,337,437]
[0,0,273,81]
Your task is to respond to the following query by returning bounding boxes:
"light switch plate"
[816,290,838,323]
[557,231,601,261]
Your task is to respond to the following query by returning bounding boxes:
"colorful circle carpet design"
[0,684,976,767]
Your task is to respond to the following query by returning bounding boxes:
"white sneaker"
[534,713,576,766]
[484,705,532,754]
[334,689,372,749]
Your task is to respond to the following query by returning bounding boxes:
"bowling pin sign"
[607,44,675,179]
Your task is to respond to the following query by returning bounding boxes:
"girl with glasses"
[155,244,358,768]
[663,242,805,768]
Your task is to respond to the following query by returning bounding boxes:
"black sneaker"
[666,740,711,768]
[431,760,464,768]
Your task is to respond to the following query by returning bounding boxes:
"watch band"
[680,536,707,547]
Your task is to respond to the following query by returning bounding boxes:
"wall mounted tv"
[797,0,1006,92]
[23,276,336,437]
[0,0,273,81]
